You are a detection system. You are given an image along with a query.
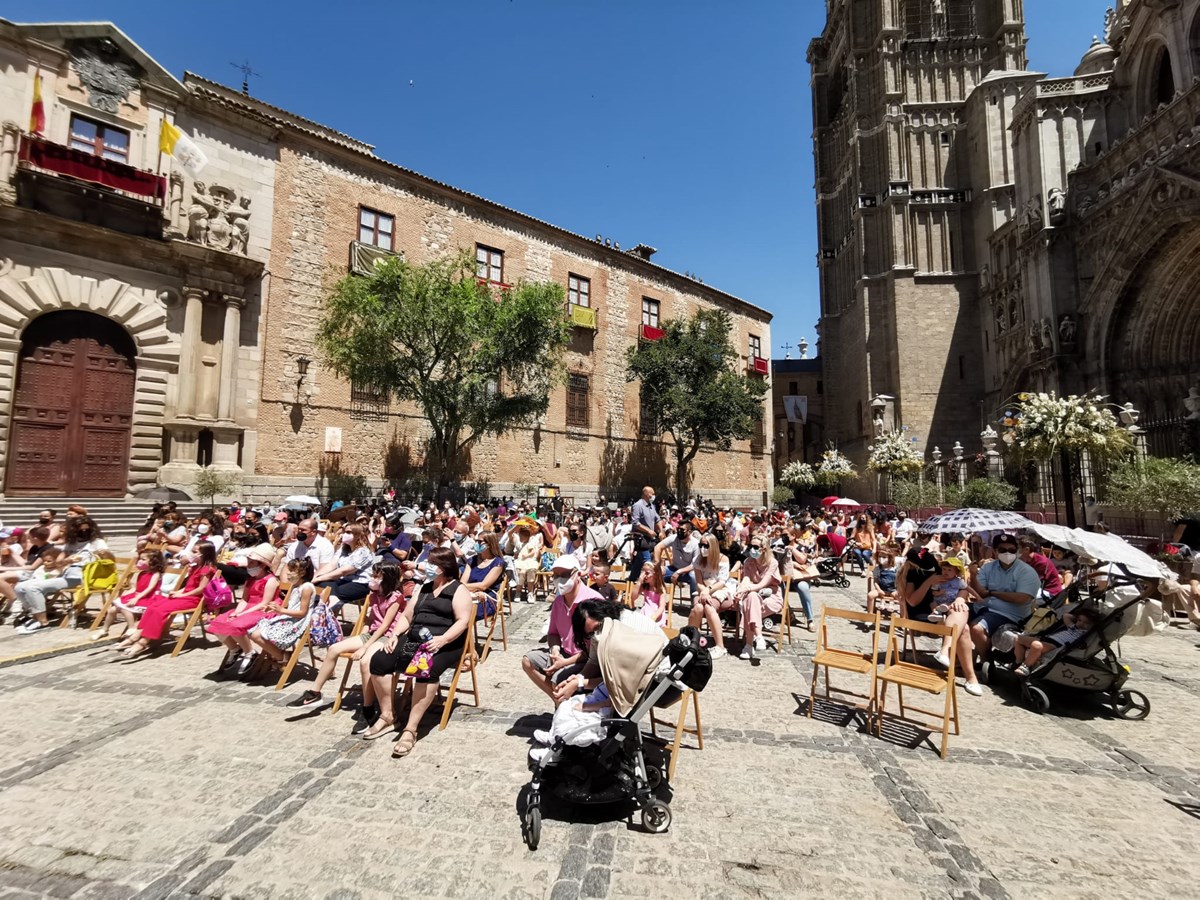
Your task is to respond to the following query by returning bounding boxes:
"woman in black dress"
[361,546,473,757]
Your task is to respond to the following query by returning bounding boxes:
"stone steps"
[0,498,214,538]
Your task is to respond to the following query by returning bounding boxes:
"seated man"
[655,521,700,599]
[521,556,603,702]
[967,533,1041,660]
[1018,537,1064,601]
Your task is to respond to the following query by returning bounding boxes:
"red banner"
[18,134,165,202]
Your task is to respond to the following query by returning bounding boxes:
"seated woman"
[688,533,734,659]
[507,524,543,602]
[287,564,406,717]
[249,557,317,667]
[93,549,165,641]
[735,533,782,660]
[313,524,373,611]
[907,556,984,696]
[361,547,472,758]
[463,532,505,619]
[208,544,280,676]
[787,538,819,632]
[114,541,219,658]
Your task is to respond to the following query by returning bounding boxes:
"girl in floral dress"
[251,557,317,665]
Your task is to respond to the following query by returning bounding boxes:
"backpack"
[307,601,343,647]
[202,573,234,611]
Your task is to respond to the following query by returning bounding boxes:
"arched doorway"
[6,311,136,496]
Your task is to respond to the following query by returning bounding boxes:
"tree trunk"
[1059,450,1077,529]
[675,442,689,502]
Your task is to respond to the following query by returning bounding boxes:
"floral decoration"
[814,446,857,486]
[1001,391,1131,460]
[867,430,924,476]
[780,460,816,489]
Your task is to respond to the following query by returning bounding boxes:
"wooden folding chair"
[808,606,881,718]
[330,599,372,713]
[275,586,331,690]
[436,599,484,730]
[761,583,792,653]
[88,555,135,630]
[876,615,960,759]
[55,558,122,628]
[168,567,253,657]
[473,582,506,663]
[649,689,704,782]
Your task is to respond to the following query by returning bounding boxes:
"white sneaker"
[529,747,549,763]
[963,681,984,696]
[16,620,45,635]
[739,645,751,660]
[754,637,766,652]
[709,646,727,660]
[533,729,552,745]
[932,651,951,669]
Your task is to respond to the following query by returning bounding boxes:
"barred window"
[566,373,590,428]
[638,391,658,436]
[750,417,766,456]
[350,379,390,422]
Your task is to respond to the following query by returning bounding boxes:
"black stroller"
[521,623,712,849]
[812,534,853,589]
[981,563,1154,719]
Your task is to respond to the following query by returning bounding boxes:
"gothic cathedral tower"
[809,0,1026,464]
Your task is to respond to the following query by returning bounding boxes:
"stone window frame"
[475,243,504,284]
[641,297,660,329]
[358,206,394,251]
[68,113,129,162]
[749,334,763,360]
[567,273,591,309]
[349,378,390,422]
[566,372,590,428]
[638,389,659,437]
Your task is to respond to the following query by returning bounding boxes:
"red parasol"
[820,496,840,507]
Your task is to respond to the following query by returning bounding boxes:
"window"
[817,380,824,395]
[566,373,590,428]
[68,114,129,162]
[568,274,591,308]
[641,297,660,328]
[358,208,394,250]
[790,381,798,395]
[476,244,504,284]
[350,379,390,422]
[749,335,763,360]
[750,417,765,456]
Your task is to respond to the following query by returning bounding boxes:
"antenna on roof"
[230,59,261,96]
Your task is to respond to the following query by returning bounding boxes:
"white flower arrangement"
[780,461,816,489]
[814,446,856,486]
[867,430,924,476]
[1002,391,1131,460]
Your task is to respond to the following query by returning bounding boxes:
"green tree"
[317,253,571,495]
[890,477,943,511]
[771,484,796,506]
[193,466,238,512]
[956,478,1019,511]
[625,308,767,500]
[1104,456,1200,539]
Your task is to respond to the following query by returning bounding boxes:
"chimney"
[630,243,658,261]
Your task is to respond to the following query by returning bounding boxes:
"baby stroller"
[981,563,1155,719]
[812,533,852,589]
[521,622,712,850]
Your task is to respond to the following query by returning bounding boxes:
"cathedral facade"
[811,0,1200,467]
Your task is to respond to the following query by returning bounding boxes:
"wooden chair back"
[876,615,960,759]
[807,606,881,718]
[275,586,331,690]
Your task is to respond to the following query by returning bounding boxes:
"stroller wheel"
[1114,689,1151,721]
[645,765,664,791]
[641,799,672,834]
[978,660,991,686]
[1023,684,1050,715]
[523,805,541,850]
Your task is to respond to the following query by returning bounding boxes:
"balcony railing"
[640,323,665,342]
[750,356,769,376]
[568,304,597,329]
[17,133,166,205]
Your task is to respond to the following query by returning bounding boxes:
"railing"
[568,304,597,329]
[640,324,665,342]
[17,133,166,204]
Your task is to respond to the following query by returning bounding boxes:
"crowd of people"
[0,488,1192,758]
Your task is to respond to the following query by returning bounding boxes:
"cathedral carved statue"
[185,182,252,255]
[1058,315,1077,346]
[1019,198,1044,238]
[1041,318,1055,353]
[995,302,1007,334]
[1047,188,1068,225]
[1186,386,1200,422]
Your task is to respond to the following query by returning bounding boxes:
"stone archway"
[0,264,181,495]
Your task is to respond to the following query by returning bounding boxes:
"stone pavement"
[1,580,1200,899]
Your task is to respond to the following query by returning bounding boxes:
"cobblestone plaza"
[1,585,1198,899]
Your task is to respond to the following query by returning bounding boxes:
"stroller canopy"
[1026,524,1171,579]
[596,619,667,717]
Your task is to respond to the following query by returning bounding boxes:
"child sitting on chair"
[94,550,165,640]
[249,557,316,666]
[588,562,620,604]
[528,681,614,764]
[866,549,898,615]
[7,547,65,625]
[631,560,668,625]
[1012,606,1099,677]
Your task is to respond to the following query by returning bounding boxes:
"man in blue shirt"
[630,485,661,571]
[968,533,1041,659]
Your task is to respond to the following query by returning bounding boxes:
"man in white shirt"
[279,518,335,576]
[892,511,916,549]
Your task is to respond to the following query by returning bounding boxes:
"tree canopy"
[625,308,766,499]
[317,252,571,491]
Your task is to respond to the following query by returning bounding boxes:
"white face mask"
[997,551,1018,566]
[368,578,383,592]
[246,565,264,577]
[197,524,210,535]
[552,573,577,596]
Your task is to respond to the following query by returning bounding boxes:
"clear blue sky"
[9,0,1110,351]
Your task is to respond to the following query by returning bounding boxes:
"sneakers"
[16,620,45,635]
[533,729,552,745]
[927,614,946,624]
[90,631,109,642]
[754,636,766,652]
[287,690,323,708]
[932,651,951,669]
[529,747,549,764]
[351,706,380,735]
[963,681,984,696]
[709,646,727,660]
[738,645,752,660]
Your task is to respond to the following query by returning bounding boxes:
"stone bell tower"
[809,0,1027,467]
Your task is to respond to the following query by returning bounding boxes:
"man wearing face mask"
[655,521,701,598]
[967,533,1041,660]
[521,555,603,702]
[630,485,661,572]
[280,518,335,577]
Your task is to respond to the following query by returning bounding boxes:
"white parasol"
[1025,523,1171,580]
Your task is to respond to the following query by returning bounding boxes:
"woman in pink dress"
[115,542,219,659]
[208,543,280,675]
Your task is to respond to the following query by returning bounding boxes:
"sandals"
[362,719,396,741]
[392,729,417,757]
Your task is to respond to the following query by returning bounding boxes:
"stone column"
[0,121,20,201]
[158,425,202,489]
[176,286,206,418]
[210,425,243,478]
[217,294,244,422]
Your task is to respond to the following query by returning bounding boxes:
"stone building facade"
[771,354,825,484]
[811,0,1200,469]
[0,18,772,505]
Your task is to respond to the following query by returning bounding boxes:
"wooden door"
[6,312,135,496]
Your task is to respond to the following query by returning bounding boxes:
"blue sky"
[9,0,1111,352]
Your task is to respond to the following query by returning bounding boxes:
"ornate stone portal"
[186,183,251,255]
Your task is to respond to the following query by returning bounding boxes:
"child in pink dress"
[114,542,219,659]
[93,550,164,640]
[632,560,669,626]
[208,544,280,676]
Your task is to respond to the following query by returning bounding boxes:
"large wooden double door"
[6,311,136,496]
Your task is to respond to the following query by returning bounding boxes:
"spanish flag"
[158,118,208,177]
[29,74,45,135]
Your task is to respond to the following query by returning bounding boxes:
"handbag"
[307,601,343,647]
[202,574,233,611]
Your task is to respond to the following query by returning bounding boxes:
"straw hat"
[246,543,276,566]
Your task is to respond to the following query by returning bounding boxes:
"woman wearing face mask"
[208,543,280,674]
[462,532,505,620]
[734,535,782,660]
[14,516,107,632]
[361,548,473,757]
[687,533,734,659]
[313,524,374,610]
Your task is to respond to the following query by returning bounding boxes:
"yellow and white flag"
[159,119,208,178]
